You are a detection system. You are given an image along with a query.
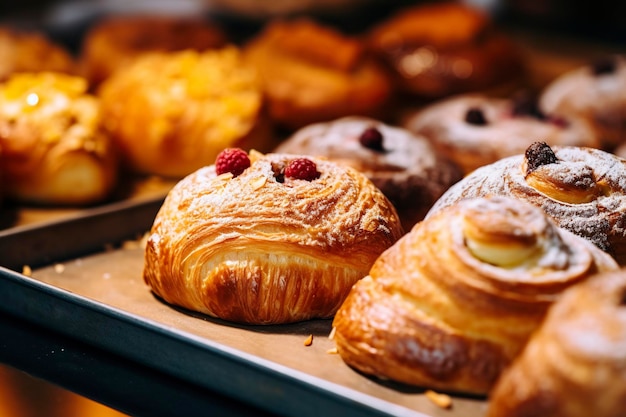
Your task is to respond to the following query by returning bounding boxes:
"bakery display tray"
[0,198,486,417]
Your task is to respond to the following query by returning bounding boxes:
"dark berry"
[465,107,488,125]
[525,142,558,174]
[591,57,616,76]
[284,158,320,181]
[359,127,385,152]
[215,148,250,177]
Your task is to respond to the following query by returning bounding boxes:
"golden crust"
[487,269,626,417]
[243,18,393,130]
[0,72,118,205]
[332,196,618,395]
[143,153,404,324]
[80,15,228,87]
[98,47,274,178]
[428,144,626,264]
[0,27,75,82]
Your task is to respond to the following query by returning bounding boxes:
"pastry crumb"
[425,390,452,409]
[304,334,313,346]
[54,263,65,274]
[22,265,32,276]
[326,347,338,354]
[328,326,336,340]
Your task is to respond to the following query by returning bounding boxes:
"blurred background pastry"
[98,46,274,178]
[0,72,118,206]
[275,116,463,230]
[404,92,601,174]
[0,26,76,82]
[242,18,393,131]
[366,1,526,102]
[79,14,228,87]
[539,54,626,151]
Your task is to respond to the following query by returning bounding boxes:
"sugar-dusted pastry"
[98,47,274,178]
[428,142,626,264]
[367,2,525,99]
[80,15,228,87]
[487,269,626,417]
[143,150,404,325]
[539,55,626,150]
[275,116,463,230]
[0,27,75,82]
[0,72,118,205]
[243,18,393,130]
[404,93,601,174]
[332,196,618,395]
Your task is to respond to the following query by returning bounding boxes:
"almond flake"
[326,347,338,354]
[304,334,313,346]
[328,327,336,340]
[425,390,452,409]
[251,176,267,190]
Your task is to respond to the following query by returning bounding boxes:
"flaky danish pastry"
[428,142,626,264]
[98,47,273,178]
[332,196,618,395]
[0,72,118,205]
[143,150,404,325]
[487,269,626,417]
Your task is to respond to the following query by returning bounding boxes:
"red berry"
[359,127,385,151]
[284,158,320,181]
[215,148,250,177]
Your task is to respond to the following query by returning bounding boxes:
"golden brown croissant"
[143,151,404,325]
[487,269,626,417]
[0,72,118,205]
[428,142,626,265]
[332,196,618,395]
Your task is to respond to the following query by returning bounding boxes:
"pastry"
[143,150,404,325]
[98,46,274,178]
[428,142,626,264]
[487,269,626,417]
[0,27,75,82]
[242,18,393,130]
[0,72,118,206]
[367,2,525,100]
[539,54,626,150]
[404,92,601,174]
[275,116,463,230]
[332,196,618,395]
[80,15,228,87]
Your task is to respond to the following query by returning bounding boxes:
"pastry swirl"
[144,152,404,324]
[428,143,626,264]
[332,196,618,395]
[487,269,626,417]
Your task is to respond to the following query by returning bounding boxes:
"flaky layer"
[332,196,617,395]
[144,153,403,324]
[487,270,626,417]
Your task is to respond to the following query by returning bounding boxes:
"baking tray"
[0,198,487,417]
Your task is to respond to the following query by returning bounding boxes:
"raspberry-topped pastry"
[143,150,404,324]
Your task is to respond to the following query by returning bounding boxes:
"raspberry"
[215,148,250,177]
[359,127,385,152]
[284,158,320,181]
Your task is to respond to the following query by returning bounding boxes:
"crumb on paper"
[425,390,453,409]
[326,347,338,354]
[22,265,32,276]
[103,272,111,280]
[54,264,65,274]
[328,326,336,340]
[304,334,313,346]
